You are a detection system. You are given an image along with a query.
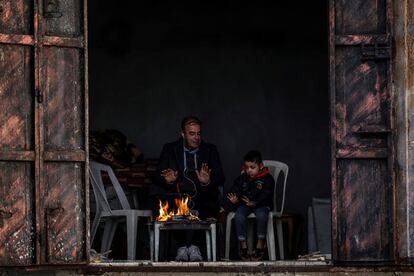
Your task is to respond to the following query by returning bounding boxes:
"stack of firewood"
[102,159,159,188]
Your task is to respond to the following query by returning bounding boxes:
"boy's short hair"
[181,116,202,131]
[244,150,263,164]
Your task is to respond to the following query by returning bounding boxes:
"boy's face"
[244,161,264,178]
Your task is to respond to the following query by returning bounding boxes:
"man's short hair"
[181,116,202,131]
[244,150,263,164]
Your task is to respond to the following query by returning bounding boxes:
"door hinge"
[361,43,391,61]
[36,89,43,103]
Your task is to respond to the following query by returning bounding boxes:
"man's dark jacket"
[152,138,225,218]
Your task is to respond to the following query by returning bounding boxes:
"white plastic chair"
[225,160,288,260]
[89,161,153,260]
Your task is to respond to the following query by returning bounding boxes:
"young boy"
[227,150,275,261]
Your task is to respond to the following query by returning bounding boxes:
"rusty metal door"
[330,0,395,262]
[0,0,88,265]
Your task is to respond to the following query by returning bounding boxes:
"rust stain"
[352,93,380,120]
[0,0,31,35]
[0,115,24,145]
[359,63,372,74]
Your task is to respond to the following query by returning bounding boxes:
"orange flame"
[156,196,199,221]
[157,200,174,222]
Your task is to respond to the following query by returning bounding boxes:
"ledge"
[4,261,414,273]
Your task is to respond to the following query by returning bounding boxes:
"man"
[153,116,225,261]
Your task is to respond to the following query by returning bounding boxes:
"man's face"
[182,123,201,149]
[244,161,264,179]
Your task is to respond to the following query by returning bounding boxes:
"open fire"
[157,196,200,222]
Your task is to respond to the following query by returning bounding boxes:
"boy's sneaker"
[188,245,203,261]
[175,246,189,261]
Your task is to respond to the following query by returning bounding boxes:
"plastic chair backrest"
[89,161,132,210]
[89,161,113,213]
[263,160,288,214]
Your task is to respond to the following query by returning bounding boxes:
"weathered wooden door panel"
[0,45,34,152]
[40,44,87,264]
[42,162,85,263]
[330,0,394,262]
[0,42,35,265]
[42,47,84,151]
[0,0,33,35]
[337,159,392,260]
[335,48,390,150]
[44,0,82,37]
[335,0,386,35]
[0,162,35,265]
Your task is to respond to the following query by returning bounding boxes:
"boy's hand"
[196,163,211,185]
[241,196,256,207]
[227,193,239,204]
[161,168,178,183]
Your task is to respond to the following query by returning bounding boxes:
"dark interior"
[88,0,330,257]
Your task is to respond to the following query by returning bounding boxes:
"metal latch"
[44,0,63,18]
[361,44,391,61]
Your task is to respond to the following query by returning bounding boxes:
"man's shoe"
[188,245,203,261]
[175,246,189,261]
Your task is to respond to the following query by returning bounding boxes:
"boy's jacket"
[230,168,275,208]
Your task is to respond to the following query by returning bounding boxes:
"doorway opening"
[88,0,330,262]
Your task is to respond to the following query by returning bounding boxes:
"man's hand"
[196,163,211,185]
[161,168,178,184]
[241,196,256,207]
[227,193,239,204]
